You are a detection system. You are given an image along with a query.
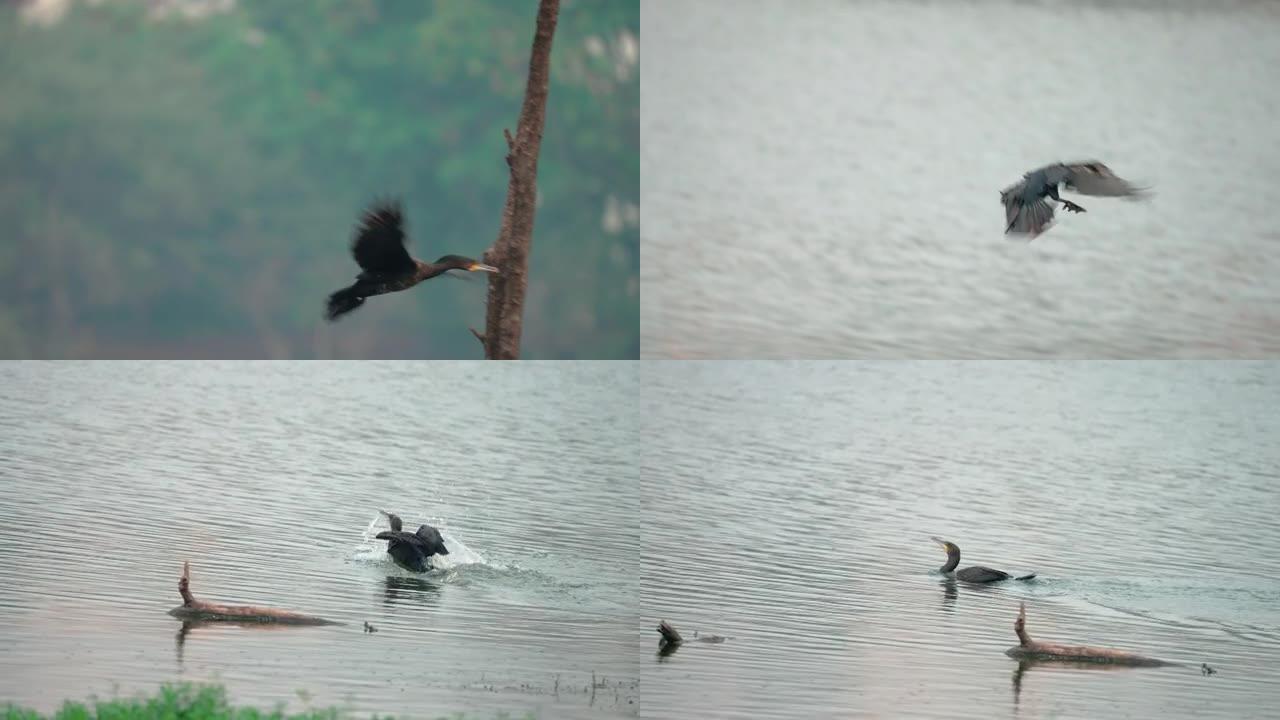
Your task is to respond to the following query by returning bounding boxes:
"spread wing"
[351,201,415,274]
[999,177,1028,205]
[1002,190,1056,235]
[1062,162,1150,198]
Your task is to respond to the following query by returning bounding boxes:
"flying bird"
[325,200,498,321]
[1000,161,1149,237]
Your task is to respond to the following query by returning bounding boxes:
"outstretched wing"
[999,176,1028,205]
[351,201,415,273]
[1062,162,1149,198]
[1003,195,1055,235]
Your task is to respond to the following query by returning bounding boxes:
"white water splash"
[353,511,487,572]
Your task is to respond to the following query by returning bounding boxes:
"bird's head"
[931,536,960,557]
[436,255,499,274]
[931,536,962,572]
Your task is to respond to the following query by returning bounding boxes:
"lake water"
[640,362,1280,719]
[0,362,639,718]
[641,0,1280,358]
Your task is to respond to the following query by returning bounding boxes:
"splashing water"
[354,512,487,572]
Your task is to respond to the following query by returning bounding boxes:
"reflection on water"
[382,575,443,605]
[641,0,1280,358]
[0,361,638,718]
[641,362,1280,720]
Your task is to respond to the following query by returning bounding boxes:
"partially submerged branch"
[480,0,560,360]
[1006,603,1172,666]
[168,561,340,625]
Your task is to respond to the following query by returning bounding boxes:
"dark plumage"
[1000,161,1149,237]
[932,537,1036,583]
[376,509,450,573]
[325,200,498,321]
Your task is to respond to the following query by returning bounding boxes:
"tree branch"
[480,0,560,360]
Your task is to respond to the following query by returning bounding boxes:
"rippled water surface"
[0,362,638,718]
[641,362,1280,719]
[641,0,1280,358]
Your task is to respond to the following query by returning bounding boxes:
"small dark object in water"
[1005,603,1173,666]
[167,562,339,625]
[932,537,1036,583]
[363,621,378,634]
[376,510,449,573]
[1201,663,1216,675]
[325,200,498,321]
[657,620,683,646]
[999,161,1150,237]
[657,620,728,652]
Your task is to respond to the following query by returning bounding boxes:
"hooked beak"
[930,536,949,551]
[468,263,499,274]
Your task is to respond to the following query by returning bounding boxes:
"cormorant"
[932,537,1036,583]
[325,200,498,321]
[376,510,449,573]
[1000,161,1149,237]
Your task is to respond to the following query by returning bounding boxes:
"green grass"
[2,684,537,720]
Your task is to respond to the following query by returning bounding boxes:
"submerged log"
[1005,603,1172,666]
[168,562,340,625]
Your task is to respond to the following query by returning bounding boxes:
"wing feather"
[351,201,415,274]
[1062,162,1150,198]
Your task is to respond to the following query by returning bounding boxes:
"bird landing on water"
[325,200,498,321]
[1000,161,1150,238]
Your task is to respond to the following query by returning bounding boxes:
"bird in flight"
[1000,161,1149,238]
[325,200,497,321]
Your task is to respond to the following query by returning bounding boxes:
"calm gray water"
[641,362,1280,719]
[0,362,638,718]
[641,0,1280,358]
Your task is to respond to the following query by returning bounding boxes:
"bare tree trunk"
[476,0,560,359]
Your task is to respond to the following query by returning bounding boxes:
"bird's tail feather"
[325,283,365,321]
[1015,573,1037,581]
[1005,198,1055,236]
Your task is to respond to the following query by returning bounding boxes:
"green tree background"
[0,0,638,358]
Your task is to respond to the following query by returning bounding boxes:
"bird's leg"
[1047,184,1086,213]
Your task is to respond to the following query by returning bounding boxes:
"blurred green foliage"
[0,0,638,358]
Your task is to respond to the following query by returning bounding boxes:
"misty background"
[1,0,638,359]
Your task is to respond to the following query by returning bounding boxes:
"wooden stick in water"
[168,561,340,625]
[1006,602,1172,666]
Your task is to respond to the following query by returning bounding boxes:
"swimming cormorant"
[932,537,1036,583]
[376,510,449,573]
[325,200,498,321]
[1000,161,1148,237]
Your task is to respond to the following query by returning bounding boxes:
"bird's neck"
[940,552,960,574]
[414,259,446,281]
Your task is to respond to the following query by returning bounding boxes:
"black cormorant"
[376,510,450,573]
[325,201,497,321]
[932,537,1036,583]
[1000,161,1149,237]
